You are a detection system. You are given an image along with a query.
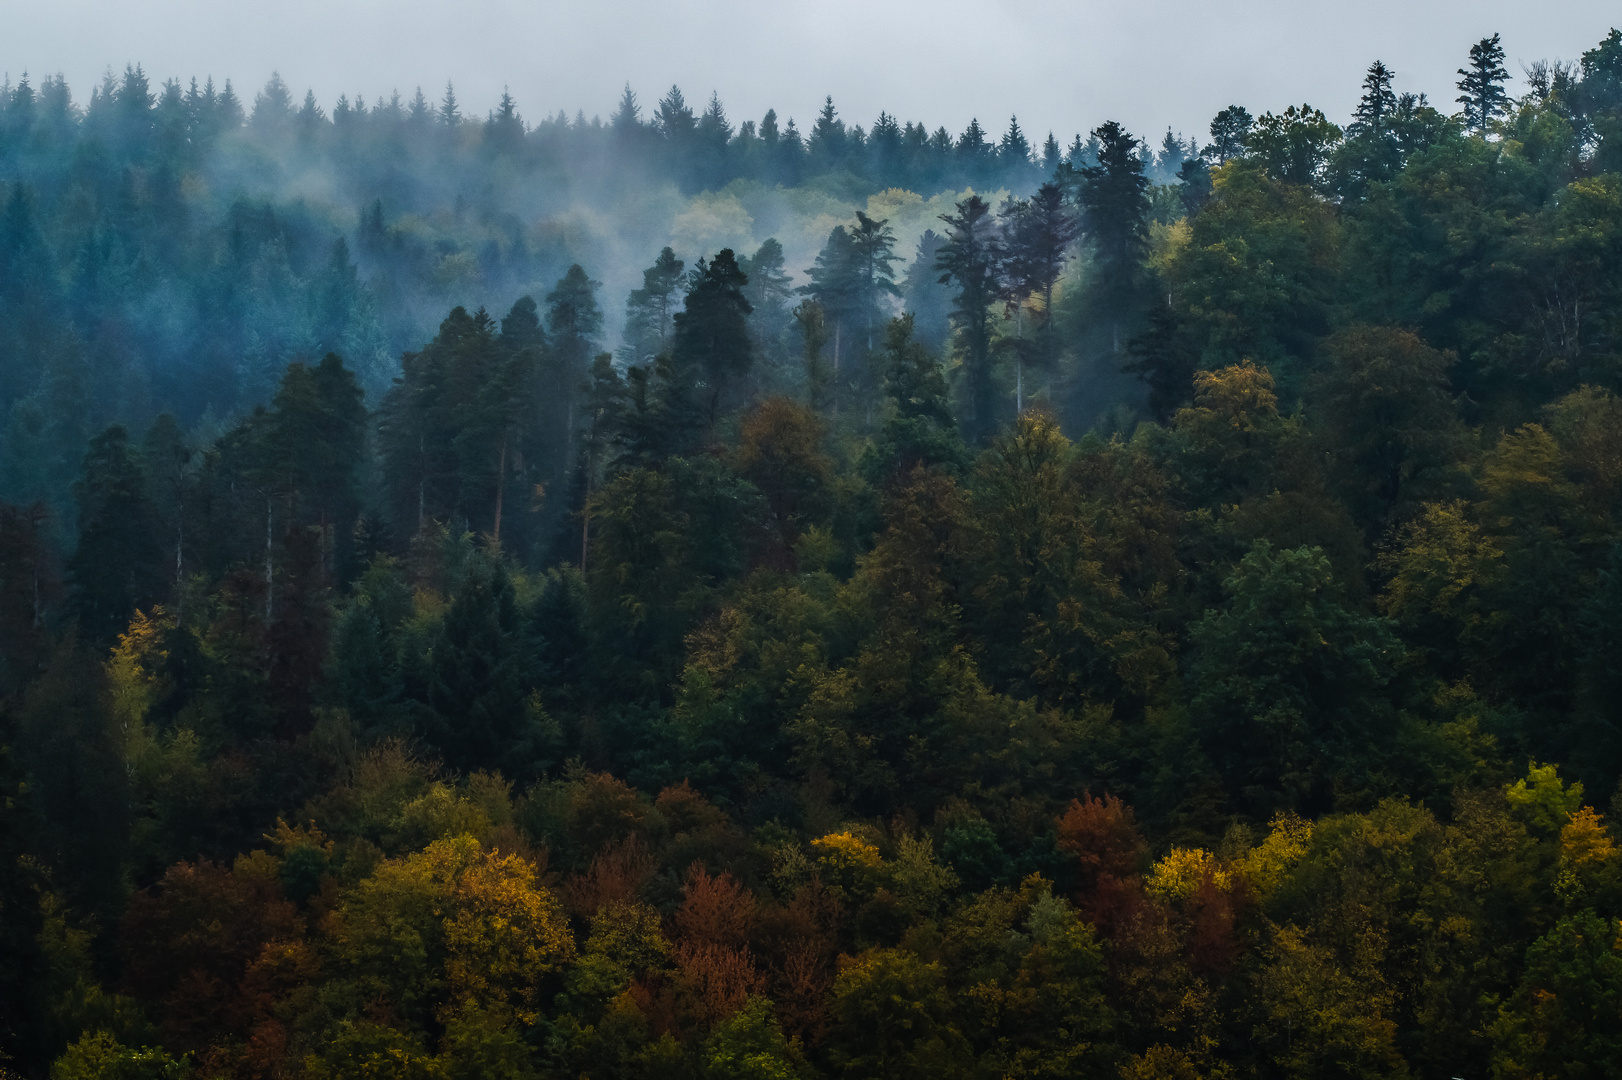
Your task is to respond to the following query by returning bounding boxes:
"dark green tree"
[672,249,753,433]
[1076,121,1152,353]
[1457,33,1511,134]
[1207,105,1254,164]
[407,551,554,779]
[69,425,163,641]
[621,248,684,366]
[935,195,1002,443]
[1189,541,1401,815]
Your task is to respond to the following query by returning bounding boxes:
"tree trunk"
[264,494,274,624]
[493,434,507,544]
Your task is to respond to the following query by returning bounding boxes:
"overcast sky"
[6,1,1619,149]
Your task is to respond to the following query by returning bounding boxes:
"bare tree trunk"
[264,494,274,624]
[417,433,426,532]
[832,321,841,419]
[1016,305,1025,414]
[493,435,507,544]
[174,509,184,618]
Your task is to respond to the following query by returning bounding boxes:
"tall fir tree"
[935,194,1002,443]
[1457,33,1510,134]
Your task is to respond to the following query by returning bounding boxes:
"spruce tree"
[1001,182,1078,410]
[1354,61,1398,139]
[69,425,163,641]
[672,250,753,434]
[1076,121,1151,353]
[935,194,1002,443]
[740,238,794,372]
[1457,33,1510,134]
[621,248,685,365]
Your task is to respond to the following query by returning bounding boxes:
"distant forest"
[3,27,1622,1080]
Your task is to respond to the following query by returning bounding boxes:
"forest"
[2,25,1622,1079]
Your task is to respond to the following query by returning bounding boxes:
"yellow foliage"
[1238,813,1314,897]
[340,834,574,1025]
[444,847,578,1023]
[1560,806,1617,870]
[1180,361,1279,435]
[812,831,882,869]
[1505,761,1585,834]
[106,606,173,727]
[1376,501,1503,624]
[1146,847,1231,901]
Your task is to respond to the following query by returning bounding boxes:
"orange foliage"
[119,859,303,1055]
[1056,793,1147,885]
[676,865,757,947]
[563,834,656,917]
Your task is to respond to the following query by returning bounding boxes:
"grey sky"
[7,0,1619,151]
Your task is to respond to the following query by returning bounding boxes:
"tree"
[1458,33,1511,134]
[264,353,368,571]
[610,83,641,136]
[1076,121,1152,353]
[1353,61,1398,140]
[740,239,794,374]
[672,249,753,433]
[544,265,604,535]
[1490,913,1622,1078]
[408,552,555,779]
[935,195,1002,443]
[622,248,685,366]
[1207,105,1254,164]
[1000,183,1078,410]
[1123,305,1200,422]
[1247,105,1342,188]
[1310,326,1463,529]
[900,230,953,355]
[69,426,163,642]
[847,212,902,354]
[1189,541,1401,815]
[825,949,971,1080]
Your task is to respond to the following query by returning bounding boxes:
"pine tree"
[1076,121,1152,353]
[672,249,753,433]
[655,86,695,138]
[1354,61,1398,139]
[611,84,641,135]
[1001,183,1078,410]
[69,425,163,641]
[810,96,845,167]
[935,194,1002,443]
[1042,132,1063,174]
[1206,105,1253,163]
[740,238,794,371]
[622,248,685,365]
[1000,115,1032,169]
[1457,33,1510,134]
[439,81,461,127]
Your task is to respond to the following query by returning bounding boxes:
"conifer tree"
[935,194,1002,443]
[672,249,753,434]
[1076,121,1151,352]
[1206,104,1253,163]
[1001,182,1078,410]
[69,425,162,641]
[740,238,794,371]
[1457,33,1510,134]
[622,248,685,365]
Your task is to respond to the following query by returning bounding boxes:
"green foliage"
[1190,541,1401,813]
[50,1032,189,1080]
[7,30,1622,1080]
